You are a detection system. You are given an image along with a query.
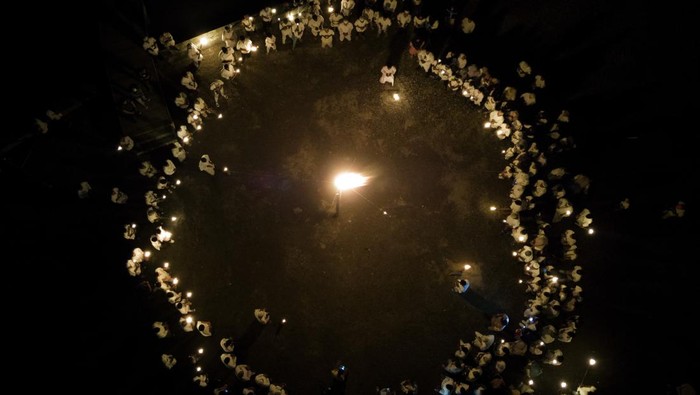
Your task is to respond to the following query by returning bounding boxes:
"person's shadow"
[459,288,503,316]
[234,319,266,360]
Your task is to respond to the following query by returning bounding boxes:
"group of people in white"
[80,0,604,394]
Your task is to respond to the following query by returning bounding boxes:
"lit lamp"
[578,358,597,389]
[333,172,368,217]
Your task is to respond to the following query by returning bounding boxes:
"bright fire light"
[463,264,471,270]
[392,93,400,101]
[588,228,595,235]
[589,358,597,366]
[334,172,368,191]
[489,206,497,211]
[199,37,208,46]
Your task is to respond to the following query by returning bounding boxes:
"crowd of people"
[75,0,605,393]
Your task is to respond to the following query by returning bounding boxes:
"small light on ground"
[560,381,567,389]
[588,228,595,235]
[198,348,204,354]
[490,206,497,211]
[199,37,208,46]
[218,113,223,119]
[186,292,192,298]
[392,93,400,101]
[173,278,179,285]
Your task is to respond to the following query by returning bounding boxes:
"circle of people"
[86,0,597,394]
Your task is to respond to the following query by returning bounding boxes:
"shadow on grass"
[459,289,504,316]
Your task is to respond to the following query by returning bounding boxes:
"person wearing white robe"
[222,24,235,47]
[329,12,343,28]
[177,125,192,144]
[150,235,162,251]
[291,21,305,50]
[376,15,391,36]
[199,154,216,175]
[242,15,256,33]
[187,42,203,69]
[337,19,354,41]
[153,321,169,338]
[193,97,214,118]
[77,181,91,199]
[145,190,160,208]
[534,74,546,89]
[159,32,176,50]
[553,197,573,223]
[236,36,254,55]
[259,7,273,32]
[264,33,277,54]
[255,308,270,324]
[576,208,592,228]
[383,0,397,14]
[193,374,208,387]
[143,36,159,56]
[161,354,176,369]
[174,92,189,109]
[197,320,212,336]
[453,278,469,293]
[235,364,255,381]
[521,92,536,106]
[139,161,157,178]
[461,17,475,34]
[163,159,176,176]
[218,46,234,64]
[111,187,128,204]
[221,63,237,80]
[176,299,194,314]
[417,50,434,73]
[354,16,369,37]
[157,225,172,243]
[221,353,237,369]
[119,135,134,151]
[220,337,235,352]
[147,207,160,223]
[171,141,186,162]
[397,10,411,28]
[123,224,136,240]
[181,71,198,91]
[320,26,335,48]
[187,109,203,130]
[517,61,532,77]
[308,14,324,36]
[340,0,355,17]
[255,374,271,387]
[380,64,396,86]
[126,259,141,276]
[279,19,293,45]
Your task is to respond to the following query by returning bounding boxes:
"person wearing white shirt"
[265,33,277,54]
[340,0,355,17]
[254,308,270,324]
[199,154,215,175]
[461,17,475,33]
[354,16,369,37]
[220,353,237,368]
[123,224,136,240]
[111,187,128,204]
[197,320,212,336]
[126,259,141,276]
[187,42,203,69]
[397,10,411,28]
[380,63,396,86]
[308,14,324,36]
[153,321,169,338]
[142,36,159,56]
[222,24,235,47]
[221,63,237,80]
[181,71,198,91]
[337,19,354,41]
[174,92,189,109]
[161,354,176,369]
[320,26,335,48]
[77,181,91,199]
[171,141,186,162]
[159,32,176,50]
